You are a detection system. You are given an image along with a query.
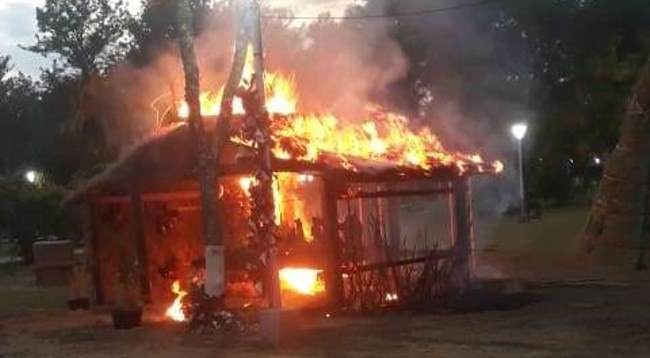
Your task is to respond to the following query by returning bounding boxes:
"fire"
[165,280,187,322]
[385,293,399,302]
[271,110,449,169]
[239,173,316,238]
[177,54,503,175]
[279,267,325,296]
[239,176,255,193]
[178,45,297,118]
[178,74,501,174]
[265,72,298,115]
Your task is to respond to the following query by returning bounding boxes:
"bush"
[0,176,71,263]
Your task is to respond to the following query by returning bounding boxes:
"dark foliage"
[0,176,71,263]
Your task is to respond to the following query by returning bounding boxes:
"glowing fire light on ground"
[279,267,325,296]
[165,280,187,322]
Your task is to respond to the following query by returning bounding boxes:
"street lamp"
[511,123,528,221]
[24,170,37,184]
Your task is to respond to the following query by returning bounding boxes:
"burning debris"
[167,281,244,333]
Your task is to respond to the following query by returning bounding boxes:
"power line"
[260,0,502,21]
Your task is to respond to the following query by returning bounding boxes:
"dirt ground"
[2,281,650,357]
[2,208,650,357]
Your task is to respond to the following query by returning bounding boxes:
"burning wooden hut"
[66,67,502,317]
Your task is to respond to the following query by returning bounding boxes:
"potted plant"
[112,250,143,329]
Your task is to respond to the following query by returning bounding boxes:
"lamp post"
[511,123,528,222]
[25,170,37,184]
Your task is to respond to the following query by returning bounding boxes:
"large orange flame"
[180,58,502,242]
[238,173,313,240]
[279,267,325,296]
[178,69,502,175]
[165,280,187,322]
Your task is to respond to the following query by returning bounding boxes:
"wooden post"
[87,201,104,304]
[130,190,151,301]
[450,176,473,291]
[385,183,401,251]
[448,181,456,248]
[322,176,344,307]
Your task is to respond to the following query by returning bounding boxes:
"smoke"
[97,1,533,272]
[262,16,408,118]
[99,1,407,148]
[379,1,539,277]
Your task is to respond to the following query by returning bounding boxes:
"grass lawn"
[0,241,15,257]
[485,206,590,254]
[480,206,647,281]
[2,206,650,358]
[0,263,68,316]
[0,206,606,316]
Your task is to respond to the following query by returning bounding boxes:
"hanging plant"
[154,204,180,235]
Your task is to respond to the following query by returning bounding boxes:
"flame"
[185,67,503,238]
[165,280,187,322]
[239,173,316,238]
[385,293,399,302]
[239,176,255,193]
[279,267,325,296]
[178,45,297,118]
[178,60,502,175]
[271,111,450,169]
[265,72,298,115]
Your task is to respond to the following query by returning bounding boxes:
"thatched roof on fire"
[66,119,498,204]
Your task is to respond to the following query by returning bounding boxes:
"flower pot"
[112,308,143,329]
[77,298,90,310]
[67,298,91,311]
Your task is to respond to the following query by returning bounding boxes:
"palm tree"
[585,58,650,269]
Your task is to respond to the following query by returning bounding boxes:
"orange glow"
[178,64,502,175]
[279,267,325,296]
[165,280,187,322]
[178,46,296,118]
[239,176,256,193]
[175,42,501,175]
[385,293,399,302]
[239,173,316,237]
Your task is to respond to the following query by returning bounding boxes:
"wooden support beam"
[322,177,345,308]
[340,187,452,200]
[341,250,454,274]
[450,176,473,292]
[130,190,151,302]
[93,191,203,204]
[385,183,402,251]
[86,202,104,304]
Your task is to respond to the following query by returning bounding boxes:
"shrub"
[0,175,71,263]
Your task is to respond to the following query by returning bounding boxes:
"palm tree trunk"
[177,0,224,297]
[585,58,650,257]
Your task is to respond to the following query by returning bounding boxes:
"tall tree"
[128,0,214,65]
[25,0,131,130]
[0,56,43,174]
[503,0,650,202]
[177,0,224,298]
[26,0,131,79]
